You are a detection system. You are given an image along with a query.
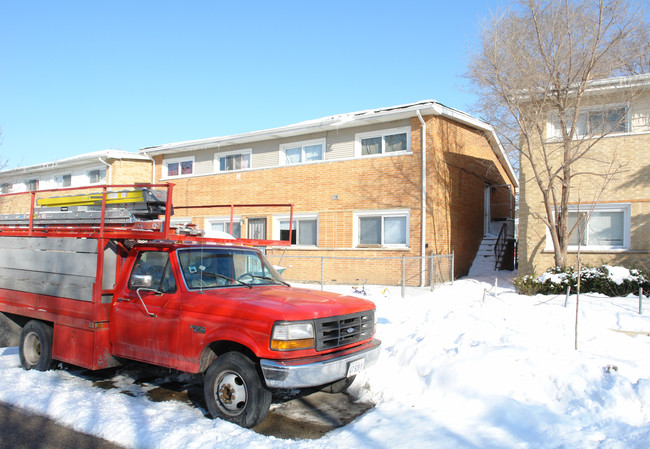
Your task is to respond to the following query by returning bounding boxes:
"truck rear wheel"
[203,352,272,428]
[19,320,55,371]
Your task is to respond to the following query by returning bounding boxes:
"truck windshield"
[177,248,287,290]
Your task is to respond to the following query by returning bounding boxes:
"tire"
[19,320,56,371]
[321,375,356,394]
[203,352,272,428]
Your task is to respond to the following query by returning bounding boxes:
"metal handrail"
[494,222,507,270]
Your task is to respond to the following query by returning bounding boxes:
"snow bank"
[1,271,650,448]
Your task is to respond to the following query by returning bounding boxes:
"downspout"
[98,157,112,185]
[140,151,156,185]
[416,110,426,287]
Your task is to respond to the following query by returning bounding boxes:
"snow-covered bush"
[513,265,650,296]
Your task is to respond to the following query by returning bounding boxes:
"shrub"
[513,265,650,297]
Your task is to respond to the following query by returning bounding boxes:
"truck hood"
[205,286,376,320]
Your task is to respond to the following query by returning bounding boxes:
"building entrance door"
[247,218,266,240]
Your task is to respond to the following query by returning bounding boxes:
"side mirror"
[131,274,153,288]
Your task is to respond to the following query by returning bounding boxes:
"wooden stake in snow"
[564,286,570,308]
[639,288,644,315]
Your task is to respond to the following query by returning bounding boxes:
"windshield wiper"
[253,275,290,287]
[201,272,252,289]
[234,279,253,288]
[202,272,234,283]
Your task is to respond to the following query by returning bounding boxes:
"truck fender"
[198,339,259,373]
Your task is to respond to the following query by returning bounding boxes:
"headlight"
[271,322,315,351]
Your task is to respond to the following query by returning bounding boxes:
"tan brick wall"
[108,159,153,185]
[421,116,516,276]
[520,131,650,275]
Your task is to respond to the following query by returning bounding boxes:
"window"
[129,251,177,293]
[280,139,325,165]
[164,157,194,178]
[548,106,628,139]
[56,174,72,187]
[280,218,318,246]
[355,210,409,247]
[547,204,630,250]
[216,149,251,172]
[273,215,318,246]
[206,218,242,238]
[26,179,39,191]
[1,183,11,194]
[88,169,106,184]
[355,127,410,157]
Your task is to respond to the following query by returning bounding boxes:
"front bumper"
[260,339,381,389]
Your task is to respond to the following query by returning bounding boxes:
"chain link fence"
[266,252,454,297]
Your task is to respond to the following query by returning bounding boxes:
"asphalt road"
[0,402,124,449]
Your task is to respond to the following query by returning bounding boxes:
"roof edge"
[0,150,150,176]
[140,99,518,187]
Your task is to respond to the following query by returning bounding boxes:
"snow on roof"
[141,100,518,187]
[0,150,150,176]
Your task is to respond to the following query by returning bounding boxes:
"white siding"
[630,92,650,133]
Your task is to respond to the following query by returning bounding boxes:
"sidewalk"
[0,402,123,449]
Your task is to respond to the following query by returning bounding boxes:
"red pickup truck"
[0,186,380,428]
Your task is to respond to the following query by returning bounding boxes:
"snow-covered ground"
[2,260,650,448]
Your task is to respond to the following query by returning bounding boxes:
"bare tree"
[465,0,649,269]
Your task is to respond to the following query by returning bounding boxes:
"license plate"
[347,359,365,377]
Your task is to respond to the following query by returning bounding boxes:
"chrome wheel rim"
[215,371,248,415]
[23,331,42,366]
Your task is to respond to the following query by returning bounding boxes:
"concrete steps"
[474,234,497,270]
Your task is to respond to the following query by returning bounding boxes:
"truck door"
[110,250,182,368]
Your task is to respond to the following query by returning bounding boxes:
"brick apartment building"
[519,74,650,275]
[0,102,517,285]
[140,101,517,284]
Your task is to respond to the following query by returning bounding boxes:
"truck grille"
[314,310,375,351]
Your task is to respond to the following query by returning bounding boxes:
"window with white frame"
[355,127,410,157]
[273,215,318,246]
[547,105,628,140]
[56,174,72,187]
[216,149,251,172]
[280,139,325,165]
[25,179,39,191]
[547,203,630,250]
[88,169,106,184]
[355,210,409,247]
[164,157,194,178]
[205,217,242,238]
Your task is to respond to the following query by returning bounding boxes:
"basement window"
[273,215,318,246]
[354,210,409,247]
[546,203,630,251]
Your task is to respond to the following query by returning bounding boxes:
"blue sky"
[0,0,505,168]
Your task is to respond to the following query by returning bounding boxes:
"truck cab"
[110,242,380,427]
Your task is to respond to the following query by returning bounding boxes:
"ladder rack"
[0,183,293,247]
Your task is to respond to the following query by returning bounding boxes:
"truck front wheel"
[203,352,272,428]
[19,320,55,371]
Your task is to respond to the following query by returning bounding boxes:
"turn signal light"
[270,338,315,351]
